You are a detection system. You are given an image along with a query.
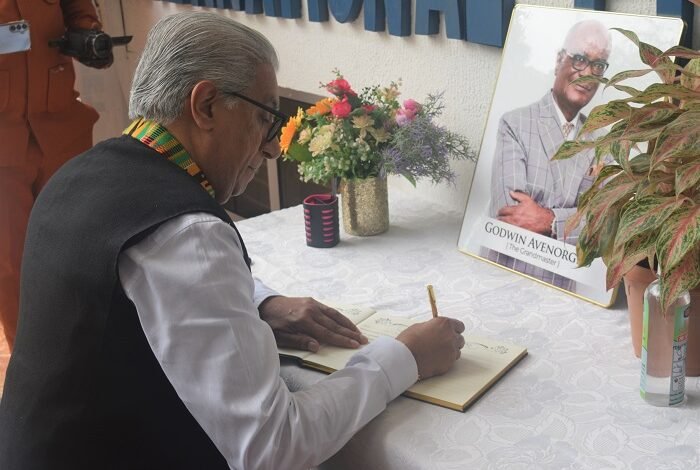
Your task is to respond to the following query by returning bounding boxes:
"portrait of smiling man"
[0,11,467,470]
[487,19,613,292]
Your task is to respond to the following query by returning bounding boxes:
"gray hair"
[129,11,279,123]
[561,20,612,58]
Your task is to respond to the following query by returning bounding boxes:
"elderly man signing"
[0,12,466,470]
[488,20,612,291]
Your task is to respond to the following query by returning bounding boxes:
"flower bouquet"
[280,72,474,186]
[281,71,474,235]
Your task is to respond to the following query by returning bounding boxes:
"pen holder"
[303,194,339,248]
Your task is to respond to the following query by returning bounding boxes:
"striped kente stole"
[123,118,215,198]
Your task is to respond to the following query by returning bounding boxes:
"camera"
[49,29,132,68]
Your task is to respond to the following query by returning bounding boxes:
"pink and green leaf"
[584,173,641,237]
[656,205,700,273]
[614,195,689,247]
[611,28,673,82]
[579,101,631,135]
[606,232,657,289]
[675,161,700,195]
[621,83,698,104]
[611,84,643,97]
[629,153,651,174]
[651,111,700,168]
[573,164,624,221]
[659,246,700,311]
[605,69,655,88]
[551,139,598,160]
[681,58,700,92]
[610,140,633,174]
[661,46,700,60]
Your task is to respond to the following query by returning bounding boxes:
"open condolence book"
[279,305,527,412]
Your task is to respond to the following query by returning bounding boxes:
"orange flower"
[306,98,335,116]
[280,117,299,154]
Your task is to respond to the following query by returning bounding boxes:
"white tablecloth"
[236,191,700,470]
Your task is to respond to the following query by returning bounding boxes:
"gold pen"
[426,284,438,318]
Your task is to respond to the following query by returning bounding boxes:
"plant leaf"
[676,160,700,195]
[610,140,633,174]
[286,141,313,162]
[610,84,643,97]
[620,83,699,104]
[615,196,689,248]
[583,173,642,243]
[629,153,651,174]
[661,46,700,60]
[401,172,417,187]
[605,68,655,88]
[551,139,597,160]
[651,110,700,168]
[681,58,700,93]
[579,101,631,135]
[659,246,700,312]
[611,28,674,83]
[621,102,683,143]
[657,205,700,274]
[606,232,657,289]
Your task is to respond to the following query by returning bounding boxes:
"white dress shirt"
[118,212,418,470]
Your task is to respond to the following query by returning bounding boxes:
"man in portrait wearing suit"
[487,20,612,291]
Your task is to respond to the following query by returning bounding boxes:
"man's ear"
[554,50,565,75]
[190,80,219,131]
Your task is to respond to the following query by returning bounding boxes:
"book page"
[407,336,527,410]
[277,304,377,360]
[301,311,413,371]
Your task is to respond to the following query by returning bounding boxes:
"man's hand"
[258,296,368,352]
[396,317,465,380]
[497,191,555,235]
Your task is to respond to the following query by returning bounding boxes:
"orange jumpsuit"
[0,0,101,349]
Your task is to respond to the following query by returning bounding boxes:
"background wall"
[77,0,700,213]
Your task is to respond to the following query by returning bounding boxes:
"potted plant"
[280,71,474,236]
[552,28,700,374]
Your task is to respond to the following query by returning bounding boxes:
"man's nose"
[262,137,281,160]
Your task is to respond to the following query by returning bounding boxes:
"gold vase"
[340,176,389,236]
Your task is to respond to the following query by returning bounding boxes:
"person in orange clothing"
[0,1,112,350]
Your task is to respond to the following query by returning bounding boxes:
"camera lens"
[92,33,111,59]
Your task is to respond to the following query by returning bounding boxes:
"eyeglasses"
[223,90,288,142]
[564,51,609,77]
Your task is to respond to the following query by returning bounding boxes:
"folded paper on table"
[278,305,528,412]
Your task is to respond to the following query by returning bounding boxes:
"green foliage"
[553,29,700,311]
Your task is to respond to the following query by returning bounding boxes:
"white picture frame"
[458,5,685,307]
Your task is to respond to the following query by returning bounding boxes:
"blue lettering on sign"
[415,0,464,40]
[159,0,694,49]
[364,0,411,36]
[329,0,363,23]
[308,0,329,22]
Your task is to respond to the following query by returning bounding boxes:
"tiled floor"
[0,324,9,397]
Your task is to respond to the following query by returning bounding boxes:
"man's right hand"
[396,317,466,380]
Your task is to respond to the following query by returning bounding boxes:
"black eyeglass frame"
[563,51,609,77]
[223,90,288,142]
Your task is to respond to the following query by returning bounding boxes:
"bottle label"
[669,305,689,405]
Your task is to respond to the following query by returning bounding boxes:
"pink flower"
[331,97,352,118]
[395,99,422,126]
[326,78,356,97]
[362,104,376,113]
[395,112,410,126]
[403,99,421,115]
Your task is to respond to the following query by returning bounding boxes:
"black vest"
[0,136,249,469]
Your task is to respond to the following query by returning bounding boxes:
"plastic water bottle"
[640,278,690,406]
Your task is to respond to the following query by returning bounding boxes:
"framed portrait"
[457,5,685,307]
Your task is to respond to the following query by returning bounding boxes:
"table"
[236,190,700,470]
